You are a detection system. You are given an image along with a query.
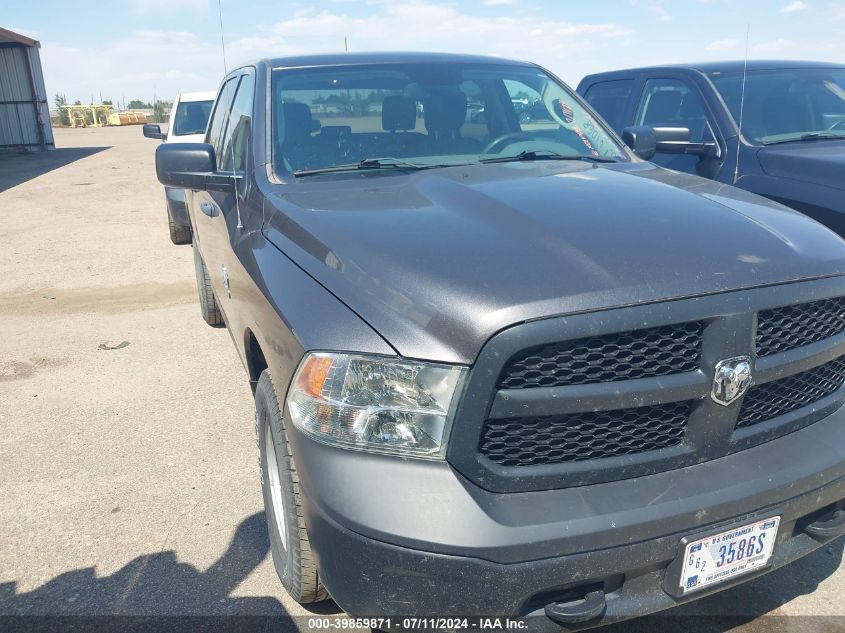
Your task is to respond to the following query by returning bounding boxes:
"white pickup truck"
[143,91,215,244]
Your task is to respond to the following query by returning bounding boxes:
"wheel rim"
[265,424,288,551]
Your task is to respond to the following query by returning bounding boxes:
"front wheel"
[255,370,329,603]
[167,212,192,245]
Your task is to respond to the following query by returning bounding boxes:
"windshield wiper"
[763,132,845,145]
[294,157,451,177]
[479,149,617,164]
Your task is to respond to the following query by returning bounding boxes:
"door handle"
[200,201,216,217]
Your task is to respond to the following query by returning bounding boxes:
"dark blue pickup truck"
[577,61,845,236]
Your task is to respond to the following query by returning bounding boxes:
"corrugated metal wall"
[0,45,55,150]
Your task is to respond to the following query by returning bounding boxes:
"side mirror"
[653,126,721,159]
[143,123,165,140]
[155,143,233,192]
[621,125,657,160]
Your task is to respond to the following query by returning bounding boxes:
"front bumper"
[289,404,845,628]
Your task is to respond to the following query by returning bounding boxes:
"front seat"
[277,102,317,171]
[423,92,481,153]
[382,95,425,156]
[641,90,682,126]
[760,91,812,139]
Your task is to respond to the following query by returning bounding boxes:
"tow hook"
[806,509,845,539]
[544,590,607,625]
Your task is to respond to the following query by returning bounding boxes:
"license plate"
[679,516,780,594]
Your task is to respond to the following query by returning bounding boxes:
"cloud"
[648,4,672,20]
[752,37,793,52]
[128,0,208,13]
[483,0,518,4]
[38,1,636,101]
[707,38,739,51]
[40,29,222,104]
[226,2,635,83]
[780,1,807,12]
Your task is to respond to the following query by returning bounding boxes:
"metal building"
[0,27,54,151]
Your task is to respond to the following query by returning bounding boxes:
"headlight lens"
[286,352,466,459]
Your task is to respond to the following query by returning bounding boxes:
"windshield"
[172,99,213,136]
[710,68,845,144]
[271,63,626,177]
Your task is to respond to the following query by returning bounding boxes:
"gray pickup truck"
[155,52,845,629]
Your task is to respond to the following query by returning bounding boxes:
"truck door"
[192,70,256,316]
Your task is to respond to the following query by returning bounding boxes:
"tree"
[127,99,151,109]
[152,100,172,123]
[54,93,70,126]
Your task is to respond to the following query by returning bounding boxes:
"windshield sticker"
[555,99,575,123]
[580,119,617,156]
[572,126,600,157]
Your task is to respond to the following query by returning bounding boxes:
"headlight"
[286,352,466,459]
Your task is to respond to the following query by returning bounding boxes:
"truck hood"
[758,140,845,191]
[263,161,845,364]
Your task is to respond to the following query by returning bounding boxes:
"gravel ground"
[0,126,842,633]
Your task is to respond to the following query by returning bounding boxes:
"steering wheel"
[482,132,534,154]
[827,119,845,131]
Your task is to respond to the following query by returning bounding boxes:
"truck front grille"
[757,296,845,356]
[452,283,845,492]
[498,322,703,389]
[737,355,845,429]
[480,401,691,466]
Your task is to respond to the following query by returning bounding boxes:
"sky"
[5,0,845,107]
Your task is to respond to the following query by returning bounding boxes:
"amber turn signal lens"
[295,355,334,398]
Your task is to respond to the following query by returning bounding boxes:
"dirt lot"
[0,126,842,632]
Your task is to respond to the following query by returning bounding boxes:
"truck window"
[503,79,557,131]
[206,78,238,159]
[635,78,716,144]
[172,100,213,136]
[582,79,634,133]
[219,74,255,173]
[710,68,845,144]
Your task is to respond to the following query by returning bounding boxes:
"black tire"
[192,244,224,327]
[255,370,329,603]
[167,210,192,245]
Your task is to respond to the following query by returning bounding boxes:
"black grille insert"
[479,401,692,467]
[737,355,845,429]
[498,322,704,389]
[757,297,845,357]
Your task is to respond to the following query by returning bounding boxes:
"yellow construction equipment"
[60,104,147,127]
[108,111,148,126]
[61,104,112,127]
